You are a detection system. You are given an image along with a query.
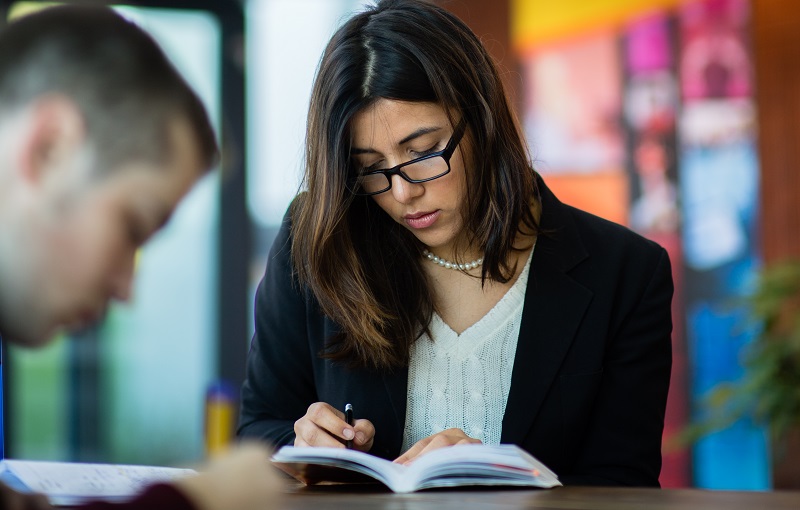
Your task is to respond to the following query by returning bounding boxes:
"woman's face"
[350,99,470,257]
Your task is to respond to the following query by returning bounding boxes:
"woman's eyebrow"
[351,126,444,154]
[398,126,442,145]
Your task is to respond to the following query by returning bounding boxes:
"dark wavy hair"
[291,0,539,369]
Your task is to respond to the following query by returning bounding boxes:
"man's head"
[0,6,218,346]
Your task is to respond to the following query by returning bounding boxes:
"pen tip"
[345,403,353,411]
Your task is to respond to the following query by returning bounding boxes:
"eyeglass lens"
[360,156,449,194]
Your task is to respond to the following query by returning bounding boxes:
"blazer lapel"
[501,177,593,444]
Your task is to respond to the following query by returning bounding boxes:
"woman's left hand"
[393,428,481,465]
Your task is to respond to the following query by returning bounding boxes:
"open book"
[271,443,561,493]
[0,459,196,506]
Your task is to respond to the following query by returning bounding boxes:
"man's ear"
[16,94,86,185]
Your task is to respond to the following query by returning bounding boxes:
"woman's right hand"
[294,402,375,452]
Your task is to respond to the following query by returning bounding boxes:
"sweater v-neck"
[429,246,534,360]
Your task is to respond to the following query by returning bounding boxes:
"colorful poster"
[523,33,624,175]
[680,0,752,100]
[522,32,627,224]
[678,0,767,490]
[517,0,764,489]
[623,13,689,488]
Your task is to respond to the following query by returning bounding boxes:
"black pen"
[344,403,354,449]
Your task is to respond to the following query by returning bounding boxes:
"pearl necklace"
[423,249,484,270]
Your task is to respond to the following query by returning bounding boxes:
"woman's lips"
[404,210,440,229]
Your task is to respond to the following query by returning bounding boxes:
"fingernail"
[356,431,366,444]
[343,428,354,440]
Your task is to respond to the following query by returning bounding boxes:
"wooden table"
[279,484,800,509]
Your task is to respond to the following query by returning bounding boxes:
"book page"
[402,444,560,491]
[409,444,558,479]
[271,447,406,489]
[0,459,196,505]
[271,444,560,493]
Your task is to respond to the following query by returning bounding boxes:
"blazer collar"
[502,174,594,444]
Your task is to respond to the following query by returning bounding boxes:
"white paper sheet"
[0,459,195,506]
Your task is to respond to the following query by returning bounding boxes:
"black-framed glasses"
[351,119,467,196]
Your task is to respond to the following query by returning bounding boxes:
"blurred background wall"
[1,0,798,491]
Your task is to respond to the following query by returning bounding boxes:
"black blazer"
[239,177,673,487]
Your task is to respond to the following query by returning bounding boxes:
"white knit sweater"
[401,248,534,451]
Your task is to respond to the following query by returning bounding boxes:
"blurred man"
[0,6,279,510]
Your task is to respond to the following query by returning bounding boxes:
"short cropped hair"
[0,5,218,174]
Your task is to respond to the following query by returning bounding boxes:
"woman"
[239,0,673,487]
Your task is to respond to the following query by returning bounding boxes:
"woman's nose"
[390,174,424,203]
